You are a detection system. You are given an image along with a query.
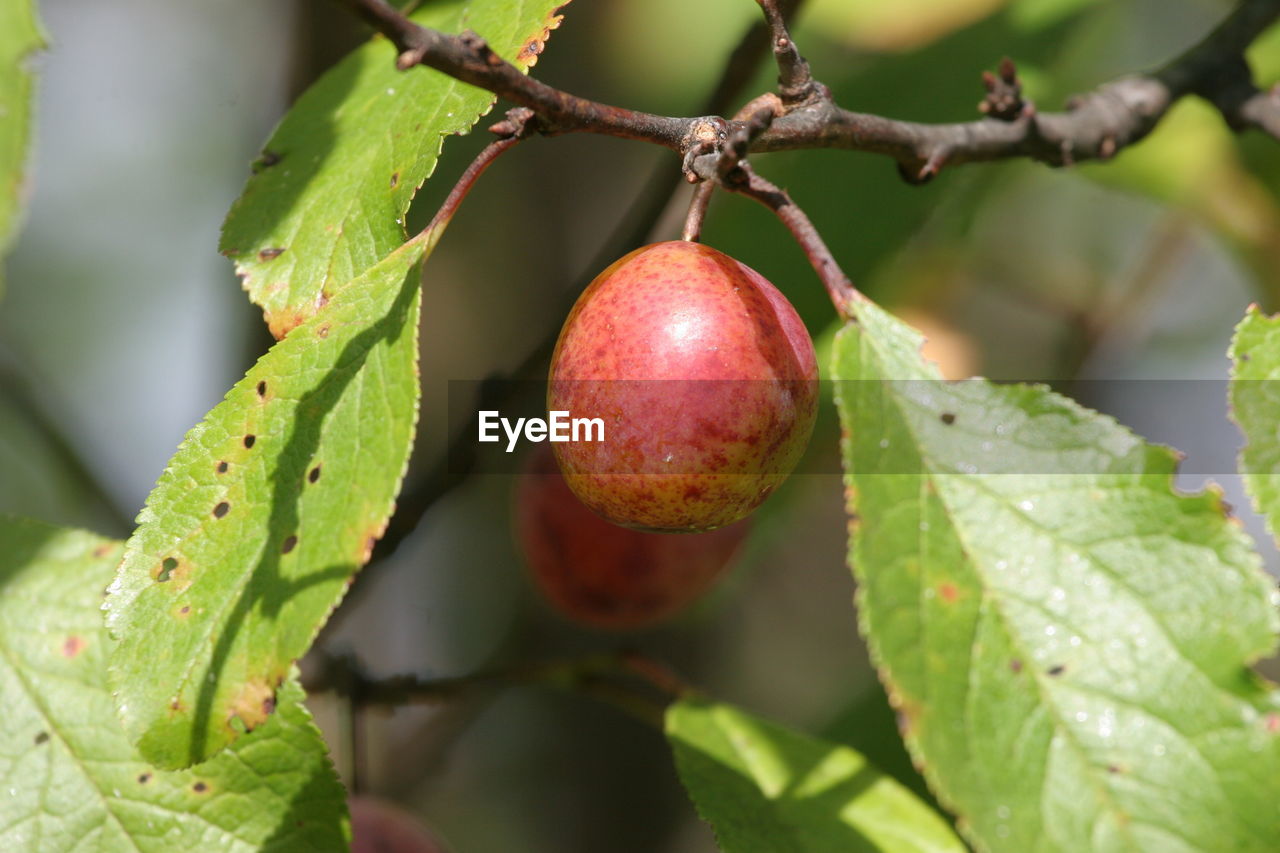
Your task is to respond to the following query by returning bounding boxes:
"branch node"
[980,56,1026,120]
[395,48,425,70]
[488,106,539,138]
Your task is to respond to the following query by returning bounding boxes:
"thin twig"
[721,162,861,317]
[755,0,816,104]
[303,648,686,728]
[419,107,537,238]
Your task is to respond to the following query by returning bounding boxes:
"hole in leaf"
[244,434,256,449]
[308,465,321,483]
[192,781,208,794]
[33,731,48,745]
[213,501,230,519]
[389,172,399,188]
[256,380,267,397]
[254,150,280,171]
[179,605,191,614]
[1047,664,1066,677]
[940,412,956,425]
[217,461,229,474]
[138,773,151,784]
[258,247,285,261]
[158,558,178,583]
[282,535,298,554]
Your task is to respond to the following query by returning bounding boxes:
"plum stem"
[681,181,715,242]
[722,162,862,318]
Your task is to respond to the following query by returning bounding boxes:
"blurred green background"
[2,0,1279,850]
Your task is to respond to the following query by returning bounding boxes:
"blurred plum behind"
[3,1,1280,852]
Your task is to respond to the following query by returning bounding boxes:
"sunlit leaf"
[0,516,349,852]
[1231,306,1280,542]
[834,299,1280,852]
[667,697,965,853]
[106,230,430,769]
[220,0,568,338]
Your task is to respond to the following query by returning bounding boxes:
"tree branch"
[342,0,1280,180]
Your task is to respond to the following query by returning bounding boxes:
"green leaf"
[219,0,567,338]
[106,230,429,769]
[667,697,965,853]
[0,516,349,852]
[833,299,1280,852]
[0,0,44,291]
[1231,306,1280,542]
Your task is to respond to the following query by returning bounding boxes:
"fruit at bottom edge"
[548,240,818,532]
